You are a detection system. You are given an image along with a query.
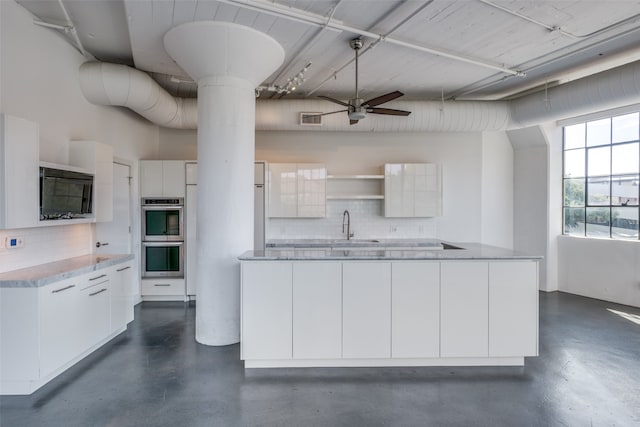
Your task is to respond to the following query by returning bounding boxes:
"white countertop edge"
[0,254,135,288]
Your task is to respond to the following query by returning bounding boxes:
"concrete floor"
[1,292,639,427]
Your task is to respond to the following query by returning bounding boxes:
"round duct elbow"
[79,62,198,129]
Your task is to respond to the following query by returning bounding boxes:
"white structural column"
[164,22,284,345]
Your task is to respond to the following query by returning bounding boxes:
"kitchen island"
[239,242,541,368]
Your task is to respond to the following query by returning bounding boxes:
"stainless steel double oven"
[141,198,184,278]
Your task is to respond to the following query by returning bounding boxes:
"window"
[563,112,639,240]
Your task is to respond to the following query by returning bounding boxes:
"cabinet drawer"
[141,279,185,296]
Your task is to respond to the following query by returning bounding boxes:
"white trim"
[557,103,640,126]
[244,356,525,368]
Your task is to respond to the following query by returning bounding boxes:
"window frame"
[562,112,640,240]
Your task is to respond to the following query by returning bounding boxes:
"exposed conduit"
[79,60,640,132]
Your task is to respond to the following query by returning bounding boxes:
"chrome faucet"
[342,210,354,240]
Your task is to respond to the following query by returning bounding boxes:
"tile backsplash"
[0,224,93,273]
[267,199,436,240]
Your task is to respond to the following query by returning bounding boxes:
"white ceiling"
[16,0,640,102]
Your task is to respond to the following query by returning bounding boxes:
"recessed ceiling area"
[16,0,640,101]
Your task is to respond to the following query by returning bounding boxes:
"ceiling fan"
[318,38,411,125]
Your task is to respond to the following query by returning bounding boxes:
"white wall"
[509,126,551,289]
[0,1,158,274]
[558,236,640,307]
[481,131,514,248]
[155,128,514,243]
[255,130,510,243]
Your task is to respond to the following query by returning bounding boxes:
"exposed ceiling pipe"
[306,0,435,96]
[478,0,640,40]
[267,0,344,93]
[78,60,640,132]
[57,0,86,57]
[79,62,197,129]
[220,0,523,77]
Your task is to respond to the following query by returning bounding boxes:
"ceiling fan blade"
[367,107,411,116]
[316,109,348,116]
[364,90,404,107]
[318,95,350,107]
[350,119,359,125]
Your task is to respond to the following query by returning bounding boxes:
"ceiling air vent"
[299,112,323,126]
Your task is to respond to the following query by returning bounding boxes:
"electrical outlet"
[390,226,397,233]
[5,236,24,249]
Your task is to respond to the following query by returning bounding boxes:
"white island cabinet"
[241,253,539,368]
[292,262,342,359]
[392,262,440,358]
[343,262,391,359]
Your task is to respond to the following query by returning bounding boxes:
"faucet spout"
[342,210,353,240]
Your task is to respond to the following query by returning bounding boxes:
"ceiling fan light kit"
[316,38,411,125]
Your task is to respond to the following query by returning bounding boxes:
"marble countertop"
[0,254,135,288]
[266,238,445,249]
[240,242,542,261]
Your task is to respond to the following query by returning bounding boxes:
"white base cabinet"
[292,262,342,359]
[241,262,292,360]
[440,262,489,357]
[0,260,135,395]
[392,262,440,358]
[343,262,391,358]
[241,259,538,368]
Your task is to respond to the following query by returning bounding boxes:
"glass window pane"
[611,174,639,206]
[564,123,585,149]
[612,112,639,143]
[612,207,638,240]
[564,149,585,177]
[564,208,585,236]
[587,146,610,176]
[587,118,611,147]
[586,207,610,237]
[587,177,610,205]
[564,178,585,207]
[612,142,639,175]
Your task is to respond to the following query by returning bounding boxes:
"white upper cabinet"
[0,114,39,229]
[384,163,442,217]
[69,141,113,222]
[268,163,326,218]
[185,162,197,185]
[140,160,185,197]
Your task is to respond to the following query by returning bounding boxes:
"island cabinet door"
[489,261,539,357]
[241,262,293,360]
[292,262,342,359]
[440,262,489,358]
[391,262,440,358]
[342,262,392,358]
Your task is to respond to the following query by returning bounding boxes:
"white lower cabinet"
[110,262,135,329]
[39,278,80,377]
[0,259,135,395]
[440,262,489,357]
[342,262,391,359]
[292,262,342,359]
[489,261,539,357]
[241,262,292,360]
[392,262,440,358]
[77,276,111,354]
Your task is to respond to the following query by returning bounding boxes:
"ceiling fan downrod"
[350,38,363,102]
